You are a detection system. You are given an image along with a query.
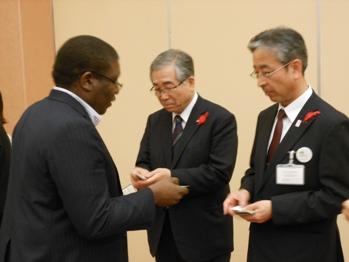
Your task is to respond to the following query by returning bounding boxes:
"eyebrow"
[153,80,175,86]
[254,64,272,70]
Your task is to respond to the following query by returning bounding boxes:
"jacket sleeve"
[240,113,262,199]
[135,115,152,171]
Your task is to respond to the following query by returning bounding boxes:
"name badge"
[276,164,305,185]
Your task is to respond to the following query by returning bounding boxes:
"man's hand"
[131,167,172,189]
[130,167,151,189]
[146,168,171,183]
[149,176,188,207]
[239,200,272,223]
[223,189,250,216]
[342,199,349,221]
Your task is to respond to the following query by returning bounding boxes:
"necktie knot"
[277,109,286,121]
[174,115,182,125]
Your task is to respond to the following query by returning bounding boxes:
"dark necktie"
[267,109,286,162]
[172,115,183,145]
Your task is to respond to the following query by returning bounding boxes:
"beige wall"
[0,0,55,134]
[0,0,344,261]
[321,0,349,259]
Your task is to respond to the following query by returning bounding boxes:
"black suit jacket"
[0,124,11,225]
[0,90,156,262]
[241,92,349,262]
[136,96,238,261]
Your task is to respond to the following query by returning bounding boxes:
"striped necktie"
[172,115,183,145]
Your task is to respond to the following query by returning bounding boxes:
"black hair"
[52,35,119,88]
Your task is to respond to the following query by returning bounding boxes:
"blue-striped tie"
[172,115,183,145]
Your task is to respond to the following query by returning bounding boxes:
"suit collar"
[258,104,279,169]
[156,112,173,168]
[48,89,87,115]
[52,87,101,126]
[171,96,208,167]
[270,92,321,165]
[281,86,313,124]
[172,92,198,125]
[48,90,123,194]
[258,92,322,192]
[48,89,92,121]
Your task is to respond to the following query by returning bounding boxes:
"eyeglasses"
[91,71,123,89]
[150,78,188,96]
[250,60,293,79]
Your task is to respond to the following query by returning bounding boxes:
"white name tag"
[276,164,305,185]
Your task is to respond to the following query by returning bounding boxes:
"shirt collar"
[172,92,198,124]
[279,85,313,123]
[53,87,102,126]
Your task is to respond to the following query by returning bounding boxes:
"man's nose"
[159,91,170,100]
[257,76,267,88]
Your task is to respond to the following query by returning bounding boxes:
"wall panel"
[52,1,348,261]
[170,1,318,260]
[322,1,349,259]
[0,0,54,133]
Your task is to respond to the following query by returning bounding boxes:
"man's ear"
[290,59,303,79]
[187,75,195,90]
[79,71,94,92]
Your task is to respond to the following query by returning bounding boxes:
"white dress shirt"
[172,92,198,130]
[268,86,313,149]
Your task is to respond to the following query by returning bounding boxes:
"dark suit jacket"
[0,90,156,262]
[136,96,238,261]
[241,92,349,262]
[0,124,11,225]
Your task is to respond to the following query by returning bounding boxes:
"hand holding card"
[231,205,255,215]
[135,173,147,180]
[131,167,151,189]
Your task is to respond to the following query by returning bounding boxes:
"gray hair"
[248,27,308,74]
[150,49,194,81]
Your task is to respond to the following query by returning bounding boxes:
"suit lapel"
[171,97,206,168]
[99,138,123,194]
[159,112,173,168]
[255,105,278,189]
[49,90,123,195]
[260,93,321,189]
